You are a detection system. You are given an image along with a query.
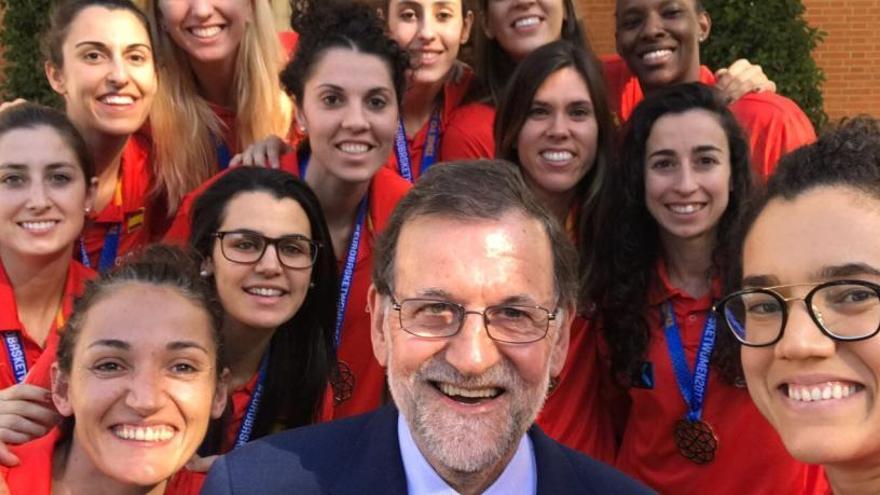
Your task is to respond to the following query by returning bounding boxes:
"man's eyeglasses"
[714,280,880,347]
[390,296,557,344]
[214,231,320,269]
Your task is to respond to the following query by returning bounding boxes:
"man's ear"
[549,304,574,378]
[52,363,74,417]
[368,285,390,368]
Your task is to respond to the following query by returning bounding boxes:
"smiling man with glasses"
[202,160,650,494]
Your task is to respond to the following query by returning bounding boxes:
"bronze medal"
[331,360,355,405]
[673,419,718,464]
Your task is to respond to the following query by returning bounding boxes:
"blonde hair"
[139,0,292,214]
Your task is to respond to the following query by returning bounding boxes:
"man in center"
[202,161,649,494]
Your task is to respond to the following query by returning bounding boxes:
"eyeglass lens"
[397,299,549,343]
[220,232,315,268]
[723,283,880,345]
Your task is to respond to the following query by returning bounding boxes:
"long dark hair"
[586,83,754,385]
[494,40,614,289]
[467,0,589,106]
[190,167,338,448]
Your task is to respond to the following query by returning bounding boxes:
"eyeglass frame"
[388,295,558,345]
[713,279,880,348]
[213,230,321,269]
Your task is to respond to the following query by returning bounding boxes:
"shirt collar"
[397,413,537,495]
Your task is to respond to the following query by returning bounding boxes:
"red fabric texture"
[385,67,477,180]
[439,100,496,161]
[80,134,156,268]
[613,262,828,494]
[536,316,619,464]
[0,427,60,495]
[603,55,815,180]
[0,261,94,389]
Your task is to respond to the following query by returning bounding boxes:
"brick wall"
[575,0,880,121]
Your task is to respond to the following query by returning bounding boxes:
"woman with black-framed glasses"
[166,166,339,493]
[723,116,880,495]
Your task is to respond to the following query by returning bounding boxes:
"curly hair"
[585,83,755,385]
[727,116,880,294]
[283,0,409,108]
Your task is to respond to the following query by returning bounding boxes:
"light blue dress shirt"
[397,414,537,495]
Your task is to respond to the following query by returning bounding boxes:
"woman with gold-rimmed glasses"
[719,116,880,495]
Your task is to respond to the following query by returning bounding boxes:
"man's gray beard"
[388,354,550,474]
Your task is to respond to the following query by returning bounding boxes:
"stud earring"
[309,281,316,288]
[200,269,210,278]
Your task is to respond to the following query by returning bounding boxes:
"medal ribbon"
[661,301,717,422]
[234,351,269,448]
[299,152,368,349]
[3,332,27,384]
[334,199,368,348]
[79,178,123,272]
[395,108,442,182]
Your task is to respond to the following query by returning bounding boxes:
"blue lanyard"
[79,223,121,273]
[215,136,232,171]
[234,352,269,448]
[300,151,367,348]
[2,332,27,384]
[334,199,368,348]
[661,301,717,422]
[395,108,442,182]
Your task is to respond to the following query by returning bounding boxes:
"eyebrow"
[74,41,152,52]
[87,339,210,354]
[647,145,723,159]
[742,263,880,288]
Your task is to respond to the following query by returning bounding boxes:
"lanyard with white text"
[662,301,720,463]
[2,332,27,384]
[395,108,442,182]
[334,199,368,348]
[234,352,269,448]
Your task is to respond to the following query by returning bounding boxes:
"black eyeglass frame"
[713,279,880,347]
[213,230,321,269]
[389,295,557,345]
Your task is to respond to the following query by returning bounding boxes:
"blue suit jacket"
[202,406,653,494]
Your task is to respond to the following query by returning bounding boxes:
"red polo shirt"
[438,100,496,161]
[602,55,815,180]
[80,134,156,270]
[613,261,827,494]
[386,67,477,181]
[536,315,619,464]
[329,168,411,419]
[0,260,94,390]
[0,427,60,494]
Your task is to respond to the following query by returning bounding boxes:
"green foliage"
[0,0,61,107]
[701,0,828,129]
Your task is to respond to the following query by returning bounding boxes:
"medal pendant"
[331,360,355,405]
[673,419,718,464]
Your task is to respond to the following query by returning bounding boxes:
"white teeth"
[541,150,573,162]
[668,204,704,214]
[642,49,673,63]
[190,26,222,38]
[100,95,134,105]
[339,143,370,154]
[438,383,500,399]
[246,287,283,297]
[786,382,859,403]
[20,221,57,232]
[112,425,175,442]
[514,16,540,29]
